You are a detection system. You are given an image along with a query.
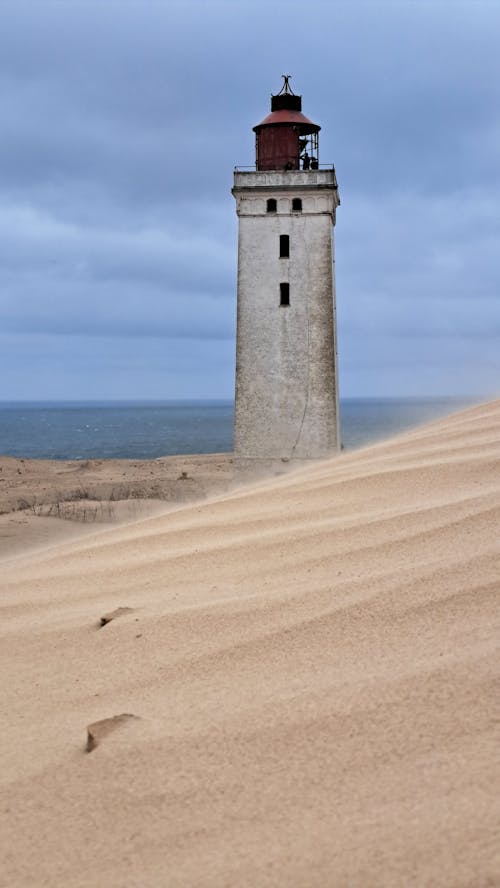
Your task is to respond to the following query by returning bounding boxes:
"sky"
[0,0,499,401]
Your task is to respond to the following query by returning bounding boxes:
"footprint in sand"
[86,713,140,752]
[98,606,134,628]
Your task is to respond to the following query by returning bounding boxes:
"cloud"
[0,0,499,398]
[0,202,235,339]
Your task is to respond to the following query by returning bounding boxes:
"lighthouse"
[232,77,340,475]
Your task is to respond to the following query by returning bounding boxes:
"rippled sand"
[1,400,499,887]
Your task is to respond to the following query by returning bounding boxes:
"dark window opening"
[279,234,289,258]
[280,283,290,306]
[292,198,302,212]
[266,198,277,213]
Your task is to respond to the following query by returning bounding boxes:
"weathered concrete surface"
[232,170,340,475]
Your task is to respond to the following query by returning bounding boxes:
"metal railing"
[234,164,336,172]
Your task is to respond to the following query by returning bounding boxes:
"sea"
[0,398,473,462]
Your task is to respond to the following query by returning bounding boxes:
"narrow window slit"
[292,198,302,212]
[280,283,290,306]
[266,198,277,213]
[279,235,289,258]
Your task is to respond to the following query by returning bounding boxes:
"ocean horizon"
[0,397,476,462]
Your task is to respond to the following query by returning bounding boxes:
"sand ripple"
[1,400,499,887]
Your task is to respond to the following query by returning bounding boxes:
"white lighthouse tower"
[232,76,341,475]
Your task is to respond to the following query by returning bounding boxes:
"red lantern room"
[253,76,320,172]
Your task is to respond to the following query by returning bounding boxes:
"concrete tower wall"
[232,170,340,475]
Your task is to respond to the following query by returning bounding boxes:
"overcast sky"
[0,0,499,400]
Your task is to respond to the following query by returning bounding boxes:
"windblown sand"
[0,452,233,559]
[1,401,499,888]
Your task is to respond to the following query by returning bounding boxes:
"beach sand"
[1,400,499,887]
[0,452,233,559]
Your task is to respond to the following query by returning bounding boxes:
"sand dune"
[0,452,233,560]
[1,400,499,888]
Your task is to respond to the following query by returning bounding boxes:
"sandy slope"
[1,400,499,888]
[0,452,233,560]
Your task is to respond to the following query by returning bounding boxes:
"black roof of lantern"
[271,74,302,112]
